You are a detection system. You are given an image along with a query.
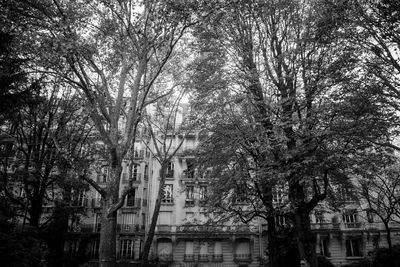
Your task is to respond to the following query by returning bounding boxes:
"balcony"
[158,254,173,262]
[344,222,363,229]
[185,199,195,207]
[311,222,341,231]
[198,254,209,261]
[73,223,100,233]
[133,150,144,160]
[184,254,195,262]
[212,254,223,262]
[234,254,251,262]
[180,171,196,180]
[157,225,172,232]
[117,224,143,233]
[117,252,134,261]
[161,198,174,205]
[165,170,174,179]
[122,198,141,212]
[129,174,142,186]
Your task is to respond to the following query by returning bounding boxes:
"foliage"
[371,245,400,267]
[191,1,399,266]
[0,27,32,124]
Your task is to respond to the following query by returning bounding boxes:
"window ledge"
[346,256,363,260]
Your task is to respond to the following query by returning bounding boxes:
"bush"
[371,245,400,267]
[317,255,334,267]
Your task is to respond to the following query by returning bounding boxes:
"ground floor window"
[157,238,173,261]
[89,239,99,259]
[319,237,330,257]
[235,239,251,261]
[346,239,362,257]
[119,239,134,260]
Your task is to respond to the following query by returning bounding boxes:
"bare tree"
[358,163,400,252]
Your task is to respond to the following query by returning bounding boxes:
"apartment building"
[3,122,400,267]
[59,109,399,267]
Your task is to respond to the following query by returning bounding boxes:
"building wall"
[58,131,400,267]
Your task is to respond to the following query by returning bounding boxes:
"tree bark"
[266,215,279,267]
[99,154,122,267]
[293,208,317,267]
[384,222,393,252]
[99,203,117,267]
[141,165,167,266]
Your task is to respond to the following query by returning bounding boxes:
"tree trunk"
[99,154,122,267]
[289,180,317,267]
[384,222,393,252]
[29,195,43,228]
[293,208,317,267]
[142,165,167,266]
[99,202,117,267]
[266,215,279,267]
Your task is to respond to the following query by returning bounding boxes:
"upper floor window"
[144,165,149,180]
[315,211,324,224]
[273,184,288,207]
[186,159,195,179]
[199,186,207,200]
[186,186,194,199]
[343,210,359,228]
[166,161,174,178]
[126,190,135,207]
[162,184,173,203]
[366,210,374,223]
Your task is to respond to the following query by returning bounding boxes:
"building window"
[274,214,287,227]
[66,239,79,256]
[213,241,223,262]
[199,186,207,200]
[120,213,134,231]
[166,161,174,178]
[72,190,87,207]
[273,184,287,207]
[157,238,173,261]
[162,184,173,204]
[366,210,374,223]
[235,239,251,261]
[143,188,148,207]
[185,159,195,179]
[346,239,362,257]
[185,186,194,206]
[122,172,128,183]
[89,239,99,259]
[102,167,109,183]
[343,210,359,228]
[119,239,134,260]
[315,211,324,224]
[199,242,209,261]
[130,165,139,181]
[340,187,356,202]
[184,241,194,261]
[235,185,248,204]
[144,165,149,180]
[320,237,330,257]
[95,213,102,232]
[126,190,135,207]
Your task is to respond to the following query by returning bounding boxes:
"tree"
[141,91,188,265]
[190,1,397,266]
[0,23,32,124]
[358,162,400,252]
[4,1,211,265]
